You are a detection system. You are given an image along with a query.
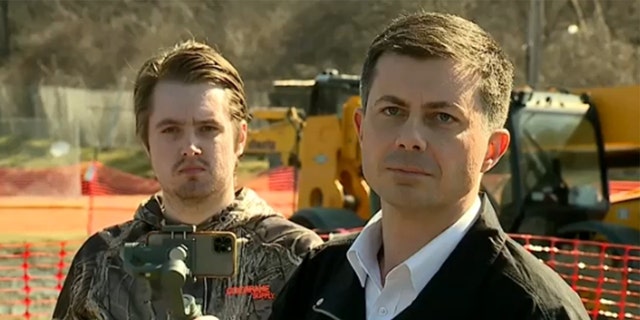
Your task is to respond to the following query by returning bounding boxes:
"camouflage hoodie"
[52,188,324,320]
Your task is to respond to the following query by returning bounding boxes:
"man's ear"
[235,120,248,157]
[481,128,510,173]
[354,107,364,144]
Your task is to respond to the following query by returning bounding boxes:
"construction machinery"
[268,79,315,114]
[479,87,639,245]
[250,70,639,246]
[245,70,365,229]
[244,106,305,168]
[572,85,640,237]
[245,69,360,169]
[501,85,637,244]
[243,77,313,168]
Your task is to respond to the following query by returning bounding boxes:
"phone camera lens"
[213,236,233,252]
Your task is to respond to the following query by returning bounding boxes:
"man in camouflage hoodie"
[52,40,324,320]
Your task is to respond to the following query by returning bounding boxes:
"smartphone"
[144,229,238,278]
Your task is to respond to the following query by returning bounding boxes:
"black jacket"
[269,193,590,320]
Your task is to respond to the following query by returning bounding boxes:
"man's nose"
[395,121,427,151]
[181,134,203,157]
[182,143,203,157]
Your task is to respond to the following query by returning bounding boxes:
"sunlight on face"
[147,82,245,202]
[355,53,507,212]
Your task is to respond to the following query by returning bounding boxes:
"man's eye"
[200,126,216,132]
[437,113,454,123]
[161,127,179,134]
[382,107,400,116]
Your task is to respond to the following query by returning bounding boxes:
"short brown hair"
[360,11,514,130]
[133,40,250,149]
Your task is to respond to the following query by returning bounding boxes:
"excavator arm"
[245,107,305,167]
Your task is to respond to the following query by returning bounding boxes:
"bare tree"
[0,0,635,115]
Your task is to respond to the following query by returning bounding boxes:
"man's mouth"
[179,166,206,174]
[387,166,429,176]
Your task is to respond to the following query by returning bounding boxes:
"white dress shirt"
[346,196,481,320]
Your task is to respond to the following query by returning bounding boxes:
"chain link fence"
[36,85,138,149]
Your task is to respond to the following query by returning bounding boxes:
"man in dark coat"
[269,11,590,320]
[52,40,323,320]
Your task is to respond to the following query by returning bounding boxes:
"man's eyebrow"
[373,95,410,107]
[194,118,221,125]
[155,118,183,129]
[373,95,460,111]
[154,118,221,129]
[421,101,459,111]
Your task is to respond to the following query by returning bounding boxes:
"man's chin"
[176,192,212,201]
[173,183,216,200]
[378,187,439,208]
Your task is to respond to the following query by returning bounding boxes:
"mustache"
[173,158,210,172]
[382,150,434,172]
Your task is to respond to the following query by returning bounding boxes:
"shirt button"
[379,307,388,315]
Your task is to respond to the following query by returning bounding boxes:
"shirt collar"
[346,209,383,287]
[404,195,481,291]
[346,195,482,290]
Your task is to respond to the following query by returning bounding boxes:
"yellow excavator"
[478,87,639,246]
[243,78,312,167]
[244,106,305,168]
[248,70,640,246]
[245,69,359,169]
[574,85,640,234]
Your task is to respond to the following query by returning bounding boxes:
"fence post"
[84,161,98,236]
[21,243,31,319]
[55,241,67,293]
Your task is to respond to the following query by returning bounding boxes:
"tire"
[267,154,282,169]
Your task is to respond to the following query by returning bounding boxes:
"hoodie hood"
[132,187,282,231]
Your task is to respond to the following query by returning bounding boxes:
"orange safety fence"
[0,163,299,319]
[1,163,639,319]
[0,241,80,319]
[513,235,640,320]
[0,233,639,319]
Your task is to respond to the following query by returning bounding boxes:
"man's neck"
[160,190,235,226]
[378,193,479,279]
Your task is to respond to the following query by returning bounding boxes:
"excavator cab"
[247,70,359,169]
[482,90,610,238]
[307,69,360,116]
[268,79,315,116]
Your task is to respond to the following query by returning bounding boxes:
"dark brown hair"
[133,40,250,149]
[360,11,514,129]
